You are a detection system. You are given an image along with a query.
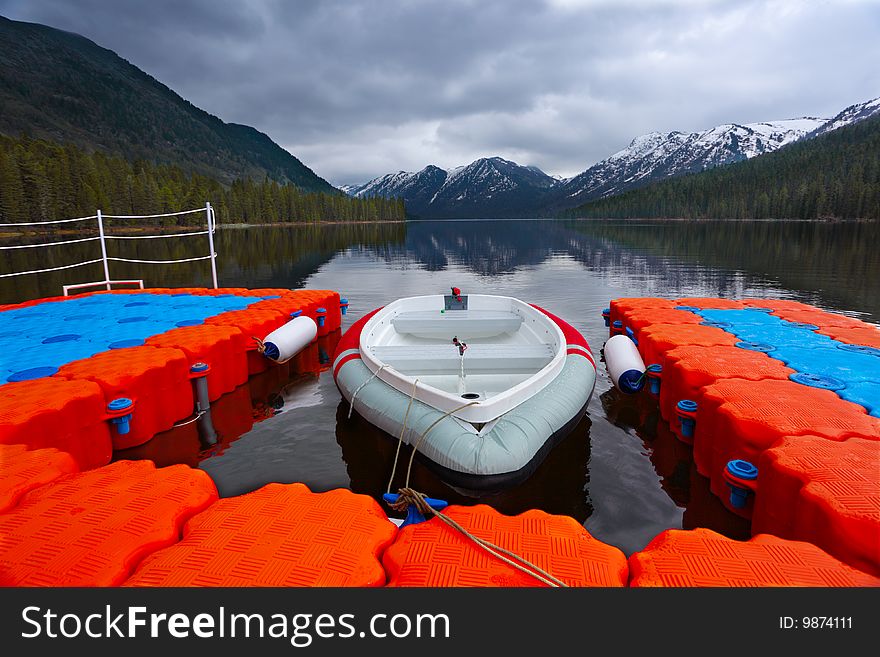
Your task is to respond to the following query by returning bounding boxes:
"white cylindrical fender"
[604,333,646,394]
[262,316,317,361]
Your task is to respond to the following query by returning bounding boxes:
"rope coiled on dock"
[388,487,569,588]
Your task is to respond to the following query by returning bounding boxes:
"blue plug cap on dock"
[340,298,349,315]
[108,397,134,435]
[316,307,327,327]
[602,308,610,327]
[726,459,758,509]
[676,399,698,439]
[645,364,662,396]
[190,362,210,375]
[383,493,449,528]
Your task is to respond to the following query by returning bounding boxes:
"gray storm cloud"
[1,0,878,184]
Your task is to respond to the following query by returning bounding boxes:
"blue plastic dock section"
[694,309,880,417]
[0,293,263,385]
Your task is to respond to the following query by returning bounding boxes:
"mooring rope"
[403,400,478,489]
[377,377,564,586]
[172,410,206,428]
[386,377,420,494]
[388,487,568,588]
[347,364,388,419]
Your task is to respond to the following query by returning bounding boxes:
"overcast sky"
[2,0,879,184]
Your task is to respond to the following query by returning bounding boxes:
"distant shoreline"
[558,216,877,223]
[220,220,407,229]
[0,219,407,239]
[2,216,873,239]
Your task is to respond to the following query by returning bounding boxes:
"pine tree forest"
[0,135,405,228]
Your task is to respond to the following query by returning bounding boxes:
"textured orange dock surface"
[638,323,739,369]
[383,504,628,587]
[0,460,217,586]
[660,345,795,422]
[628,528,880,587]
[146,324,248,400]
[608,296,880,577]
[695,378,880,508]
[753,436,880,577]
[0,444,78,514]
[0,377,113,469]
[57,346,194,450]
[124,483,395,587]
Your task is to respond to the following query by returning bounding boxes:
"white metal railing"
[0,202,219,294]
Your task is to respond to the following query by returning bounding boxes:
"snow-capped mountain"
[344,165,448,213]
[346,157,556,218]
[555,117,827,206]
[341,96,879,218]
[807,97,880,138]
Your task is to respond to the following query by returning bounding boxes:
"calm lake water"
[2,219,878,555]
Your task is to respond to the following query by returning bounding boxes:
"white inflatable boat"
[332,291,597,489]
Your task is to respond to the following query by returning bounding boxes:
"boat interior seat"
[391,310,523,339]
[370,343,554,375]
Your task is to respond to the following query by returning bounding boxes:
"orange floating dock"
[628,528,880,586]
[146,324,249,401]
[0,377,113,469]
[57,345,194,450]
[606,296,880,577]
[0,287,344,461]
[694,378,879,512]
[383,504,628,587]
[0,460,217,586]
[753,436,880,577]
[124,483,395,587]
[659,345,795,423]
[0,444,78,513]
[637,323,740,370]
[2,291,877,588]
